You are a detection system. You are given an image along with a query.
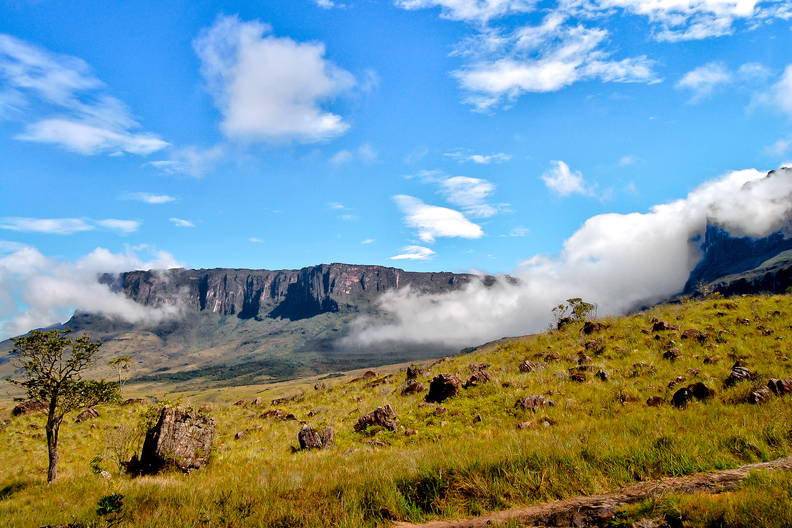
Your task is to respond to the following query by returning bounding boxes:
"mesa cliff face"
[103,263,476,321]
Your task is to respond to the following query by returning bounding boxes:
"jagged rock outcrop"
[101,263,477,322]
[137,407,215,473]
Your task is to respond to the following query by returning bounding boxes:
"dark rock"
[577,352,592,365]
[11,400,47,417]
[570,373,586,382]
[365,375,391,388]
[651,319,679,332]
[400,380,427,396]
[261,409,297,421]
[354,404,398,432]
[544,352,560,361]
[584,338,605,355]
[516,421,532,429]
[768,378,792,395]
[646,396,665,407]
[138,407,215,473]
[233,400,245,406]
[595,369,609,381]
[406,365,423,380]
[663,348,682,361]
[433,406,447,416]
[681,329,708,342]
[668,376,686,389]
[703,355,721,364]
[234,431,245,440]
[724,363,757,387]
[582,321,608,334]
[314,382,327,391]
[515,394,548,412]
[463,363,491,388]
[747,387,773,404]
[425,374,462,403]
[251,397,265,406]
[404,429,418,436]
[75,408,99,423]
[472,414,482,423]
[298,424,335,449]
[519,360,544,373]
[672,382,714,408]
[689,382,715,400]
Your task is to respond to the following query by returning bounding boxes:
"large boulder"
[354,404,398,432]
[138,407,215,473]
[11,400,47,417]
[425,374,462,403]
[298,424,335,450]
[724,362,756,387]
[672,382,714,408]
[75,408,99,423]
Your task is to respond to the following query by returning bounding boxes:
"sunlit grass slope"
[1,294,790,527]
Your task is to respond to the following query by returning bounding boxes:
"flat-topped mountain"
[103,263,476,321]
[2,263,482,392]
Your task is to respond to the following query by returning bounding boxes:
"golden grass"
[1,294,791,527]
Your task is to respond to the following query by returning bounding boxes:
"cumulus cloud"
[541,160,591,196]
[194,15,355,143]
[453,14,657,109]
[0,217,140,235]
[351,166,792,347]
[331,143,378,165]
[0,244,182,339]
[389,245,437,260]
[0,34,167,155]
[439,176,498,217]
[149,145,225,177]
[126,192,176,205]
[768,65,792,117]
[169,218,195,228]
[395,0,534,22]
[676,61,732,101]
[445,151,511,164]
[394,194,484,243]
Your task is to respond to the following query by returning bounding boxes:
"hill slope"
[1,294,790,527]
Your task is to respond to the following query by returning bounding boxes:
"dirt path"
[391,456,792,528]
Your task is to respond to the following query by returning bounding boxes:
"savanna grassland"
[1,294,791,528]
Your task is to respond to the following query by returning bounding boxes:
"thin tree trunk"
[45,400,60,483]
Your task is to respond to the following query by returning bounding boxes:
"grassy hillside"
[1,294,791,527]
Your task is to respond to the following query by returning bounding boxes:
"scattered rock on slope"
[11,400,46,417]
[425,374,462,403]
[672,382,714,408]
[137,407,215,473]
[724,362,756,387]
[298,424,335,450]
[354,405,398,432]
[75,408,99,423]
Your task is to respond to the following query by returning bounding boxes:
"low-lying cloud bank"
[349,167,792,347]
[0,244,182,340]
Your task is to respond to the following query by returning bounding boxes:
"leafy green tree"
[551,297,596,329]
[108,355,132,387]
[9,329,119,482]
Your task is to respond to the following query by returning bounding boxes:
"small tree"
[108,356,132,388]
[551,297,596,329]
[9,329,119,482]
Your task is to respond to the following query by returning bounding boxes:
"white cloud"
[394,194,484,243]
[0,244,182,339]
[765,137,792,157]
[768,64,792,117]
[315,0,338,7]
[126,192,176,205]
[618,154,639,166]
[361,238,376,244]
[505,226,530,237]
[350,166,792,347]
[327,201,347,210]
[0,34,167,156]
[389,245,437,260]
[0,217,140,235]
[395,0,534,22]
[248,237,264,243]
[541,160,590,196]
[194,15,355,143]
[331,143,378,165]
[438,176,498,217]
[454,16,657,109]
[94,219,141,234]
[169,218,195,228]
[149,145,225,177]
[445,151,511,164]
[676,61,732,101]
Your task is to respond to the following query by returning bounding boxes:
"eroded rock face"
[768,378,792,395]
[11,400,46,417]
[354,405,398,432]
[725,363,756,387]
[298,425,335,450]
[425,374,462,403]
[138,407,215,473]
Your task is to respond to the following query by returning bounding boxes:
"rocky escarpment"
[101,263,478,321]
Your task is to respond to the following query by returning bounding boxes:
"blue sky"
[2,0,792,335]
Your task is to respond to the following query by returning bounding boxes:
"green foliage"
[551,297,596,328]
[96,493,124,516]
[89,456,103,475]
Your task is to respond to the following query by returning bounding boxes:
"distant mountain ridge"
[103,263,477,321]
[2,263,482,392]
